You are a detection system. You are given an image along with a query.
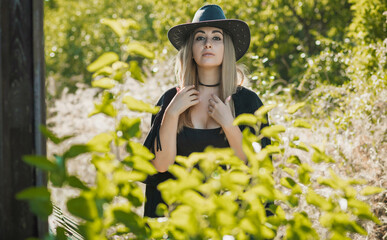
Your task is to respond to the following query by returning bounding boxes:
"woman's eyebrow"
[194,30,205,35]
[194,30,223,35]
[212,30,223,35]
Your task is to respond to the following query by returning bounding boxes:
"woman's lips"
[202,52,214,56]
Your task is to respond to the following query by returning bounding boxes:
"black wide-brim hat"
[168,4,250,61]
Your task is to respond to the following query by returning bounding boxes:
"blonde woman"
[143,5,270,218]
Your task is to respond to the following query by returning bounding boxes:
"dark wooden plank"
[33,0,48,236]
[0,0,46,238]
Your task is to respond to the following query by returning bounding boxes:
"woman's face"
[192,27,224,68]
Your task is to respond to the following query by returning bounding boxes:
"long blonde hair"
[175,31,246,132]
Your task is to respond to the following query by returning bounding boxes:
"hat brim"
[168,19,250,61]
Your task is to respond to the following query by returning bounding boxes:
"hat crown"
[192,5,226,23]
[168,4,250,61]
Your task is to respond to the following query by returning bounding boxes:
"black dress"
[143,86,270,218]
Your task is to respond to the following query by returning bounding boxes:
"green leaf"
[87,52,119,72]
[39,125,73,144]
[280,177,300,192]
[87,132,113,152]
[156,203,168,217]
[123,155,156,175]
[283,167,295,176]
[320,212,368,235]
[122,95,160,114]
[55,227,67,240]
[67,194,98,221]
[89,91,117,117]
[111,61,129,83]
[260,125,286,141]
[127,140,154,159]
[169,205,198,235]
[347,178,367,185]
[254,104,276,124]
[306,189,332,211]
[127,41,155,59]
[216,210,236,227]
[287,102,306,114]
[92,66,113,78]
[129,60,144,82]
[50,155,66,187]
[101,18,139,37]
[96,172,118,200]
[317,177,339,190]
[126,185,145,208]
[286,155,302,165]
[347,198,380,224]
[226,171,250,186]
[91,77,117,89]
[360,186,385,196]
[23,155,56,171]
[113,169,147,183]
[16,186,50,200]
[293,119,312,129]
[67,176,90,191]
[112,61,129,70]
[101,18,125,37]
[289,141,309,152]
[233,113,258,127]
[117,117,141,139]
[287,194,299,207]
[16,187,52,218]
[275,205,286,221]
[311,145,335,163]
[91,154,116,175]
[113,210,147,236]
[255,104,276,117]
[298,163,314,185]
[63,144,90,159]
[169,165,188,180]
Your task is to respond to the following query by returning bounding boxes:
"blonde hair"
[175,31,247,132]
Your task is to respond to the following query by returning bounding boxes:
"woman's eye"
[196,36,205,41]
[213,36,222,41]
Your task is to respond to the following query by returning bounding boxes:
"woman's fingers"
[181,85,196,92]
[208,104,214,114]
[211,94,220,103]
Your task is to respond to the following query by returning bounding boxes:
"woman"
[143,4,270,218]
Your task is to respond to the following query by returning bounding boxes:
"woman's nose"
[204,39,212,48]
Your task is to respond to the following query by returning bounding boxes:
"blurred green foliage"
[18,86,384,239]
[20,31,385,237]
[45,0,386,98]
[23,0,386,239]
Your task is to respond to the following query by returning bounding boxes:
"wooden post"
[0,0,46,238]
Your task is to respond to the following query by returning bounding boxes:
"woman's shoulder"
[233,86,264,114]
[156,87,178,105]
[161,86,178,98]
[234,86,262,102]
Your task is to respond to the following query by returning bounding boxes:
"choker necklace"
[198,80,220,87]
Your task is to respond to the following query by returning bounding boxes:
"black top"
[177,127,229,156]
[143,86,270,217]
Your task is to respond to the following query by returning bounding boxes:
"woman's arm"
[222,124,246,162]
[152,86,199,172]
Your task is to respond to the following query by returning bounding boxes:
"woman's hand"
[208,94,234,127]
[209,94,247,161]
[166,85,200,117]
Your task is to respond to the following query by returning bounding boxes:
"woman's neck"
[197,67,221,86]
